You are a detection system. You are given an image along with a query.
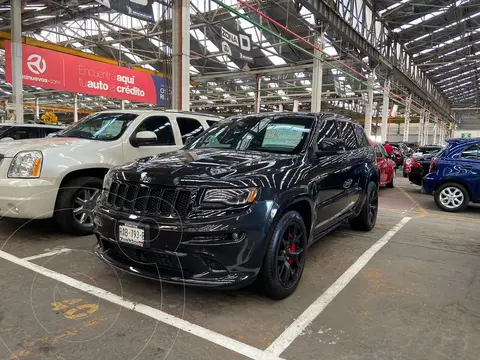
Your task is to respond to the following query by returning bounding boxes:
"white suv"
[0,110,221,234]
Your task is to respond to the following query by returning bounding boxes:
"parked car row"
[0,111,399,299]
[403,145,443,180]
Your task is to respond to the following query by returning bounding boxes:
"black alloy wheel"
[277,223,305,288]
[349,181,378,231]
[259,211,307,300]
[367,185,379,227]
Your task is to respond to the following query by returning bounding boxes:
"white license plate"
[118,225,145,246]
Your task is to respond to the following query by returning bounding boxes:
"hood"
[0,137,103,158]
[115,148,299,187]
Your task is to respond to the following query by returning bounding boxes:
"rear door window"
[177,117,204,143]
[336,121,358,150]
[8,126,41,140]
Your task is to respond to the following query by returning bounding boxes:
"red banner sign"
[5,41,167,105]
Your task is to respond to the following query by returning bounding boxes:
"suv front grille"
[105,181,193,218]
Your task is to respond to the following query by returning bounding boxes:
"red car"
[372,142,396,188]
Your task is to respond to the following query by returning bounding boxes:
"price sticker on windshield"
[262,124,306,148]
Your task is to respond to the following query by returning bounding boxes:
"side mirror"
[132,131,157,147]
[316,138,346,156]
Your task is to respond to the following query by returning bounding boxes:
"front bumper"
[0,177,58,219]
[93,201,275,289]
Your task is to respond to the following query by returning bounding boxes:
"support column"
[120,100,126,110]
[11,0,24,123]
[172,0,190,111]
[278,104,283,112]
[311,31,324,113]
[293,100,300,112]
[255,74,262,113]
[423,111,430,146]
[418,107,425,145]
[35,97,40,121]
[72,94,78,122]
[432,117,438,145]
[439,122,445,144]
[364,74,374,139]
[403,95,412,142]
[380,78,390,143]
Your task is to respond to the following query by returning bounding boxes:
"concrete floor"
[0,177,479,360]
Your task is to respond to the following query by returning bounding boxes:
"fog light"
[232,232,239,240]
[7,203,19,214]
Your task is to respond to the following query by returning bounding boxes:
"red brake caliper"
[288,233,295,265]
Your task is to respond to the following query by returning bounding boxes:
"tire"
[434,182,469,213]
[349,181,378,231]
[258,211,307,300]
[403,170,407,178]
[386,169,395,188]
[54,176,103,235]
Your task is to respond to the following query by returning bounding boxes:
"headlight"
[8,151,43,178]
[405,158,412,164]
[202,188,258,206]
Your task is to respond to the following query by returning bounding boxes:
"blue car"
[422,138,480,212]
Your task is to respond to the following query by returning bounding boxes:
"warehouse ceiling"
[376,0,480,107]
[0,0,477,123]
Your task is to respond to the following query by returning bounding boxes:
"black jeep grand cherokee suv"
[93,113,379,299]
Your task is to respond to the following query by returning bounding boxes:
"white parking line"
[22,248,72,261]
[0,249,282,360]
[266,216,412,356]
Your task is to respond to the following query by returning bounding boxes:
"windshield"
[186,115,314,155]
[58,113,137,141]
[0,125,12,137]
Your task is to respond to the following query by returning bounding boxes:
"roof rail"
[163,109,223,118]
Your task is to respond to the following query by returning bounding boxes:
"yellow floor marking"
[397,186,429,215]
[51,298,98,319]
[5,311,110,359]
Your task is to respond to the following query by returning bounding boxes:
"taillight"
[411,161,420,169]
[429,158,439,173]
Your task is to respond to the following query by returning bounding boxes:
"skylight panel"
[379,0,412,15]
[437,69,476,85]
[413,28,480,58]
[142,64,156,71]
[394,0,471,33]
[216,55,240,70]
[261,50,287,65]
[299,6,315,25]
[192,29,220,53]
[190,66,200,75]
[406,10,480,46]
